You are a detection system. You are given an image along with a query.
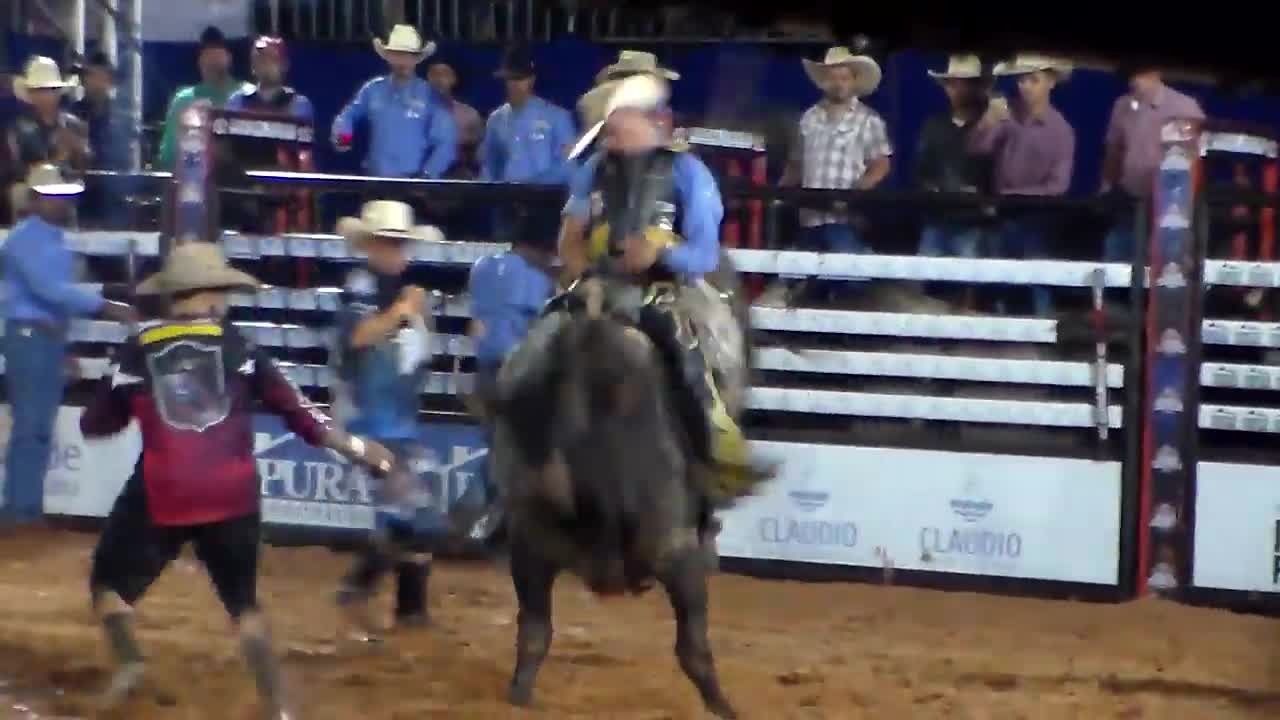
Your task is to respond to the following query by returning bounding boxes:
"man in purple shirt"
[427,60,483,179]
[1100,68,1205,261]
[971,55,1076,315]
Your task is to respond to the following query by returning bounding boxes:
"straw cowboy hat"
[993,53,1073,79]
[595,50,680,85]
[8,163,82,217]
[26,164,84,196]
[569,73,670,160]
[336,200,443,248]
[13,56,77,103]
[136,242,261,296]
[928,54,983,80]
[803,46,882,96]
[374,24,435,64]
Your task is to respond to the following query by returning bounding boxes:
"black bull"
[486,251,751,719]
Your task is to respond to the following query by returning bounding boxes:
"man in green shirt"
[154,26,245,169]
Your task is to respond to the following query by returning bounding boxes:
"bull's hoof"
[705,699,739,719]
[508,682,535,707]
[97,661,146,710]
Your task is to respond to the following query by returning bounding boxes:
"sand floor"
[0,528,1277,719]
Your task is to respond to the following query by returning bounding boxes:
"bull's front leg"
[508,534,559,708]
[660,548,737,719]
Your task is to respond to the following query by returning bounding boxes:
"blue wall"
[9,33,1280,194]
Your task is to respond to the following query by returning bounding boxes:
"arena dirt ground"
[0,528,1278,719]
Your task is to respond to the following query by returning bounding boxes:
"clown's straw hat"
[137,242,261,296]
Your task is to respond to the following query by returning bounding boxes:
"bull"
[483,254,757,719]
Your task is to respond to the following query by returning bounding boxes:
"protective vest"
[586,149,682,275]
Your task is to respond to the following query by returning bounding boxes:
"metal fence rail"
[252,0,832,43]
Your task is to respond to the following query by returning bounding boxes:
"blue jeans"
[919,223,986,258]
[796,223,869,300]
[997,218,1054,316]
[2,325,67,520]
[798,222,868,254]
[1104,222,1135,263]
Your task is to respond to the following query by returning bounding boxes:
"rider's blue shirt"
[562,150,724,277]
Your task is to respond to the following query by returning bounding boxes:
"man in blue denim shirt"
[2,165,135,519]
[329,200,438,634]
[456,225,558,541]
[331,25,458,179]
[481,46,576,251]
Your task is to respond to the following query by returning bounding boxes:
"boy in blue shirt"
[330,201,438,635]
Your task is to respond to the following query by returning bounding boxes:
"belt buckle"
[19,326,33,338]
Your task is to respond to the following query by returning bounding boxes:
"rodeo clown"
[80,242,396,718]
[330,200,443,638]
[556,73,770,543]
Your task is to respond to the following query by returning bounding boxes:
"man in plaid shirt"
[765,46,892,306]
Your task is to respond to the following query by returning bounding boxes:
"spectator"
[224,37,315,233]
[764,46,892,307]
[71,52,129,171]
[225,36,314,122]
[1,165,135,521]
[426,60,482,179]
[481,46,575,184]
[155,26,245,170]
[972,54,1075,316]
[481,46,575,248]
[1100,67,1205,262]
[331,25,457,180]
[71,52,132,228]
[6,56,91,217]
[916,55,993,257]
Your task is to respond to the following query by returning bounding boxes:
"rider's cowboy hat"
[374,25,436,64]
[336,200,443,248]
[803,46,882,96]
[12,56,77,103]
[26,164,84,197]
[993,53,1073,80]
[595,50,680,86]
[568,73,670,161]
[928,54,983,80]
[136,242,261,296]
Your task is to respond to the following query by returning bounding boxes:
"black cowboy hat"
[198,26,229,53]
[495,45,536,80]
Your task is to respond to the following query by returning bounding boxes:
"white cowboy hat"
[928,54,983,80]
[993,53,1073,79]
[596,50,680,86]
[802,46,882,96]
[136,242,261,296]
[373,25,435,64]
[569,73,670,161]
[25,164,84,197]
[13,56,77,103]
[336,200,442,247]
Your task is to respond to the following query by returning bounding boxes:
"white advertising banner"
[719,443,1123,585]
[42,407,141,517]
[1192,462,1280,593]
